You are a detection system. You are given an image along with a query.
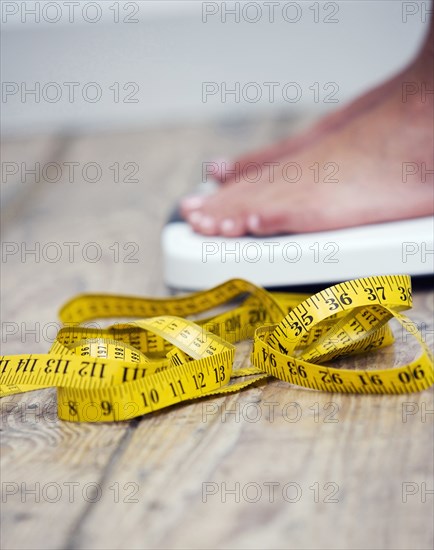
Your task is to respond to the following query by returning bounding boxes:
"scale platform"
[162,188,433,290]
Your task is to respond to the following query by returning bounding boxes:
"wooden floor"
[1,116,433,550]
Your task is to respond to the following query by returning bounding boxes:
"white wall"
[1,0,431,136]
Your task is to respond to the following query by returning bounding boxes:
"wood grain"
[1,118,433,550]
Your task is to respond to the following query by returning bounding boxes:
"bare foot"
[181,48,433,236]
[209,66,417,185]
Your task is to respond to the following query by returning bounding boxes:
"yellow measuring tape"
[1,275,432,422]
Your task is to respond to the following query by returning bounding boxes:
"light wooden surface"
[1,117,433,550]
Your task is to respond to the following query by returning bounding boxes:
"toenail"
[187,211,203,225]
[220,218,236,233]
[181,195,205,210]
[200,216,216,230]
[247,214,261,232]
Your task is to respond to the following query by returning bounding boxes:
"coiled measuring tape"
[1,275,432,422]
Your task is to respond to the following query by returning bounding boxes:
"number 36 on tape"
[0,275,432,422]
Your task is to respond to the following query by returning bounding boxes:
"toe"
[219,217,247,237]
[187,212,219,236]
[246,211,290,236]
[180,195,207,217]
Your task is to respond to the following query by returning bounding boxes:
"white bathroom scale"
[162,187,433,290]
